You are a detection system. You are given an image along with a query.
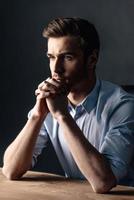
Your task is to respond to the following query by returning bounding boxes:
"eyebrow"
[46,51,76,57]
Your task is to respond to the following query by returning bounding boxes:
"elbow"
[2,166,23,180]
[93,182,115,194]
[93,185,112,194]
[89,177,117,194]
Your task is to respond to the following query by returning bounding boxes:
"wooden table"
[0,168,134,200]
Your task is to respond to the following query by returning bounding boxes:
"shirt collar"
[68,78,100,114]
[82,78,100,113]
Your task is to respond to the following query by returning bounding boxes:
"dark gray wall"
[1,0,134,173]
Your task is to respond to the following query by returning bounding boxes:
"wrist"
[56,112,71,123]
[30,109,48,121]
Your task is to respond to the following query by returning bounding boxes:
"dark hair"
[43,17,100,57]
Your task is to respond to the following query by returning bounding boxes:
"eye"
[64,55,73,61]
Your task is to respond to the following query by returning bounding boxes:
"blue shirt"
[30,79,134,186]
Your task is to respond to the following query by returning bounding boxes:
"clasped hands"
[35,77,70,120]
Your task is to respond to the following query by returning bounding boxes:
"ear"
[87,49,98,69]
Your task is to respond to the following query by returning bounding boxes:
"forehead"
[47,36,81,54]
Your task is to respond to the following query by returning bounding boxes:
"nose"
[53,57,65,75]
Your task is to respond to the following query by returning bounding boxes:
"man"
[2,17,134,193]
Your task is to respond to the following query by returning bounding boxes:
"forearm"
[57,114,116,193]
[2,115,45,180]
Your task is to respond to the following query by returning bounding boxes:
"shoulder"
[97,79,134,118]
[99,79,134,104]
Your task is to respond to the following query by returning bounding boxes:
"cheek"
[65,61,85,76]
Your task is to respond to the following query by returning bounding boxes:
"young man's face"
[47,36,91,90]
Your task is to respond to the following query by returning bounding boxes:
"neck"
[68,74,96,107]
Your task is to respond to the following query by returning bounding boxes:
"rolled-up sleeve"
[100,100,134,182]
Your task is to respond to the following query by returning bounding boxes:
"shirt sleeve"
[100,99,134,183]
[28,110,49,167]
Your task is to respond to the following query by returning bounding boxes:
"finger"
[35,89,40,96]
[35,88,47,96]
[50,78,69,93]
[39,78,63,92]
[36,91,50,99]
[36,86,57,97]
[38,77,51,89]
[45,78,60,88]
[37,77,68,96]
[42,81,59,92]
[44,78,68,91]
[43,81,68,95]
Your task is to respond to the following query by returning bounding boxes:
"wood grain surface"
[0,168,134,200]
